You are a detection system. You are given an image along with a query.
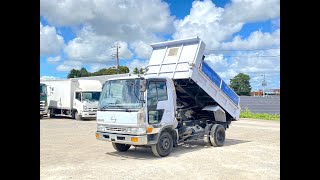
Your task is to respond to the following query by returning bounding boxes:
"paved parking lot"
[40,118,280,180]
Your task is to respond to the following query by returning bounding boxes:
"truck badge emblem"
[110,115,116,122]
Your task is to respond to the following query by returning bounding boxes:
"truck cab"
[40,83,48,119]
[73,90,101,120]
[96,76,177,155]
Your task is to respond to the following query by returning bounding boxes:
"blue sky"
[40,0,280,91]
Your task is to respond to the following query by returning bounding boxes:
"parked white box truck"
[95,37,240,157]
[40,79,102,120]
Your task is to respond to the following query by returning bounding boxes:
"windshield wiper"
[99,103,123,110]
[126,81,141,102]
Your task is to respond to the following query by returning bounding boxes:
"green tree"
[79,67,89,77]
[67,65,130,78]
[133,67,139,74]
[119,66,129,73]
[229,73,252,96]
[139,68,144,74]
[67,69,80,78]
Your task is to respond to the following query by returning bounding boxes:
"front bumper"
[40,111,47,115]
[82,111,97,118]
[96,132,157,145]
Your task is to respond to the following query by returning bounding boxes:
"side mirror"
[139,79,147,92]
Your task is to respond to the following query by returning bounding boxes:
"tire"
[151,131,173,157]
[48,109,55,118]
[73,111,82,120]
[210,124,226,147]
[112,143,131,152]
[204,124,213,146]
[40,115,43,119]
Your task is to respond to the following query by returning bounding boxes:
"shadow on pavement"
[40,116,96,121]
[224,139,250,146]
[105,138,250,160]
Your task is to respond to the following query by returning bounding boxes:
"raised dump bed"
[145,37,240,120]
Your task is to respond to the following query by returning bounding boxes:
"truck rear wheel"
[112,143,131,152]
[210,124,225,147]
[151,131,173,157]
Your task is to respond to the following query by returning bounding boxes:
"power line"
[203,55,280,57]
[205,48,280,51]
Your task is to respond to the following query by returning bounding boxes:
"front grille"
[105,127,127,132]
[88,108,97,112]
[40,101,45,111]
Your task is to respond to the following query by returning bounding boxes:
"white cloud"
[40,22,64,55]
[171,0,281,89]
[40,0,95,26]
[221,29,280,49]
[56,61,82,72]
[204,54,228,68]
[40,0,174,43]
[173,0,242,49]
[173,0,280,49]
[125,59,148,73]
[204,28,280,89]
[89,63,108,73]
[63,26,133,65]
[222,0,280,24]
[117,41,133,59]
[63,26,113,63]
[47,55,61,62]
[40,76,61,80]
[40,0,280,89]
[204,49,280,89]
[131,41,153,59]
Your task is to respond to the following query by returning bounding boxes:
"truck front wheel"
[151,131,173,157]
[48,109,55,118]
[73,111,82,120]
[112,143,131,152]
[210,124,226,147]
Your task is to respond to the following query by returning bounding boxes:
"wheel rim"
[217,130,225,142]
[160,136,170,151]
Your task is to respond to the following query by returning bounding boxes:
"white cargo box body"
[40,79,102,109]
[70,73,130,85]
[145,37,240,120]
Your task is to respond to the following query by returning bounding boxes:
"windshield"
[99,79,141,109]
[82,92,101,102]
[40,85,47,95]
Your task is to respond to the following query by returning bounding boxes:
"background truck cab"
[40,83,48,119]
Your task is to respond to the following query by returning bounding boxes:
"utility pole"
[261,74,267,97]
[112,42,121,74]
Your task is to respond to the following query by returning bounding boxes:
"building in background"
[251,89,280,96]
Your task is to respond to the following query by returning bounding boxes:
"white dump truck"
[95,37,240,157]
[40,79,102,120]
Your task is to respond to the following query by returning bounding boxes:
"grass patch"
[240,109,280,120]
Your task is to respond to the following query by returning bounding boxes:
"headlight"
[97,124,105,131]
[126,127,146,135]
[83,106,87,110]
[96,118,104,122]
